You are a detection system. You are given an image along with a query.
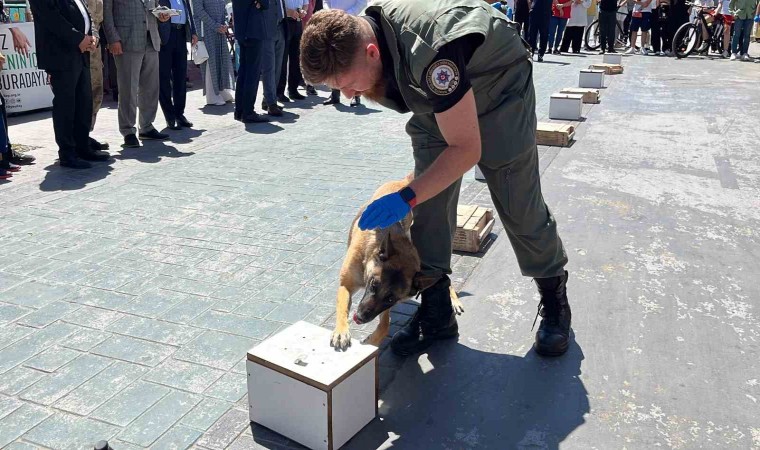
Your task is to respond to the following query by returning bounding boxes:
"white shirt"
[323,0,367,15]
[568,0,592,26]
[72,0,91,34]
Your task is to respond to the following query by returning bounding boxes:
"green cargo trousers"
[410,144,568,280]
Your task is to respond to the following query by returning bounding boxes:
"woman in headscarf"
[193,0,236,105]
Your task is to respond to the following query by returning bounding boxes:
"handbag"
[192,41,209,65]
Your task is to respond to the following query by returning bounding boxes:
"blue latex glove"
[358,192,411,230]
[755,14,760,23]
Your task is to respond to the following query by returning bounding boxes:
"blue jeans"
[548,16,568,50]
[731,18,753,55]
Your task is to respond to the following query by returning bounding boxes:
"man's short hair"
[300,10,363,85]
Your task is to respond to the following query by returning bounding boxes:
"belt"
[171,23,186,29]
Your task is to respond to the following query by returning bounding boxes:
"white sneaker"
[625,47,636,55]
[722,50,730,58]
[742,53,751,61]
[730,53,738,60]
[641,48,649,56]
[658,51,665,56]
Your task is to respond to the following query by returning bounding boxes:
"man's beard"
[359,78,387,104]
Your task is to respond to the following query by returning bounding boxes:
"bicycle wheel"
[672,23,701,58]
[585,20,602,50]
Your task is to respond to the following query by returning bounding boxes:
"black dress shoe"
[533,270,572,357]
[267,104,283,117]
[234,110,242,121]
[306,85,318,95]
[89,137,110,151]
[123,134,140,148]
[59,157,92,169]
[390,276,459,357]
[241,113,270,123]
[177,116,193,128]
[277,94,291,103]
[350,96,361,107]
[288,91,306,100]
[166,119,182,130]
[323,96,341,105]
[537,54,544,62]
[138,129,170,141]
[9,150,35,165]
[78,150,111,162]
[261,100,268,110]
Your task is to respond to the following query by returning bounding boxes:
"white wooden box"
[603,53,622,65]
[549,93,583,121]
[247,321,379,450]
[579,69,605,88]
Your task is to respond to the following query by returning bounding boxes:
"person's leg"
[574,26,585,52]
[48,68,80,161]
[287,21,303,96]
[651,18,661,52]
[599,11,610,52]
[723,20,732,53]
[138,48,160,134]
[236,43,249,115]
[277,22,291,98]
[260,39,277,105]
[539,11,550,56]
[158,43,175,124]
[555,18,567,50]
[113,52,140,137]
[548,16,559,50]
[89,47,104,130]
[239,39,264,116]
[731,19,743,54]
[172,30,188,120]
[560,25,572,51]
[73,62,94,156]
[528,11,540,52]
[741,18,752,54]
[273,24,287,95]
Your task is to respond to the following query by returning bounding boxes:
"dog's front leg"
[363,309,390,347]
[331,285,354,350]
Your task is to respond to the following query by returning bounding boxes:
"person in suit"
[232,0,270,123]
[158,0,198,129]
[29,0,111,169]
[259,0,286,116]
[277,0,308,103]
[104,0,171,147]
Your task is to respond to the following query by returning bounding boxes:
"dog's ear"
[411,273,440,293]
[377,231,391,262]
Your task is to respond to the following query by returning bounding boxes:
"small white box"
[549,93,583,121]
[247,321,379,450]
[603,53,622,65]
[579,69,605,88]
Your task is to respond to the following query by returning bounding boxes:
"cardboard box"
[549,93,583,121]
[536,122,576,147]
[454,205,494,253]
[247,321,379,450]
[559,87,600,104]
[588,63,624,75]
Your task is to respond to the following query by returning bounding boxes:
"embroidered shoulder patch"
[426,59,460,96]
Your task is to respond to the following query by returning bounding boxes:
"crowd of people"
[0,0,757,177]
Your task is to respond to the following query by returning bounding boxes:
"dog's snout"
[353,312,363,324]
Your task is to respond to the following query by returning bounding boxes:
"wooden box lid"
[247,321,378,391]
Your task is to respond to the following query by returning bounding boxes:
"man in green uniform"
[300,0,572,357]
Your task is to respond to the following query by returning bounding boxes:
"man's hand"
[191,34,199,46]
[0,53,5,70]
[358,193,411,230]
[79,36,95,53]
[217,24,228,34]
[158,12,171,22]
[10,28,31,57]
[110,41,124,55]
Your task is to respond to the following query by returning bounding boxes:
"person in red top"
[548,0,573,53]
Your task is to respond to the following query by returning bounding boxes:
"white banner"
[0,22,53,113]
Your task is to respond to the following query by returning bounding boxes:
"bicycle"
[672,2,730,58]
[584,11,632,51]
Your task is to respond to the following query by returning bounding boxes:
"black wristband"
[399,186,417,207]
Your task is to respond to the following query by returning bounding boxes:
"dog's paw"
[330,328,352,351]
[452,300,465,315]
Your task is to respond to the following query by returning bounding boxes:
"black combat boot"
[533,270,571,356]
[390,276,458,357]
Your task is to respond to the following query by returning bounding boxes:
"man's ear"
[411,273,440,293]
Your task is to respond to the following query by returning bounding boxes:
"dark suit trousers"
[278,18,302,95]
[528,9,551,56]
[159,25,189,123]
[236,38,264,116]
[49,58,92,161]
[560,26,585,52]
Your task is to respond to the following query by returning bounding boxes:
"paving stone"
[22,412,120,450]
[39,262,102,284]
[16,301,80,328]
[0,324,34,350]
[232,300,278,318]
[107,440,146,450]
[111,315,203,346]
[19,354,111,405]
[90,380,170,426]
[175,331,257,371]
[0,281,73,309]
[3,256,55,277]
[5,441,40,450]
[116,274,163,295]
[61,327,111,351]
[161,278,220,297]
[0,396,23,420]
[151,424,203,450]
[204,372,247,403]
[80,268,147,291]
[61,305,124,330]
[91,335,176,367]
[195,408,250,450]
[120,289,192,318]
[0,272,28,292]
[0,303,31,325]
[192,310,280,340]
[0,403,52,448]
[117,390,201,447]
[55,361,148,415]
[144,359,225,394]
[0,322,77,375]
[160,295,218,324]
[66,287,136,311]
[264,302,315,324]
[23,347,82,373]
[0,367,47,396]
[181,398,234,432]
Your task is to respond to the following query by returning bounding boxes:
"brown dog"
[330,177,464,350]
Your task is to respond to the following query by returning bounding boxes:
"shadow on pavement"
[334,104,383,116]
[114,142,195,163]
[158,128,206,144]
[39,161,115,191]
[345,339,588,450]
